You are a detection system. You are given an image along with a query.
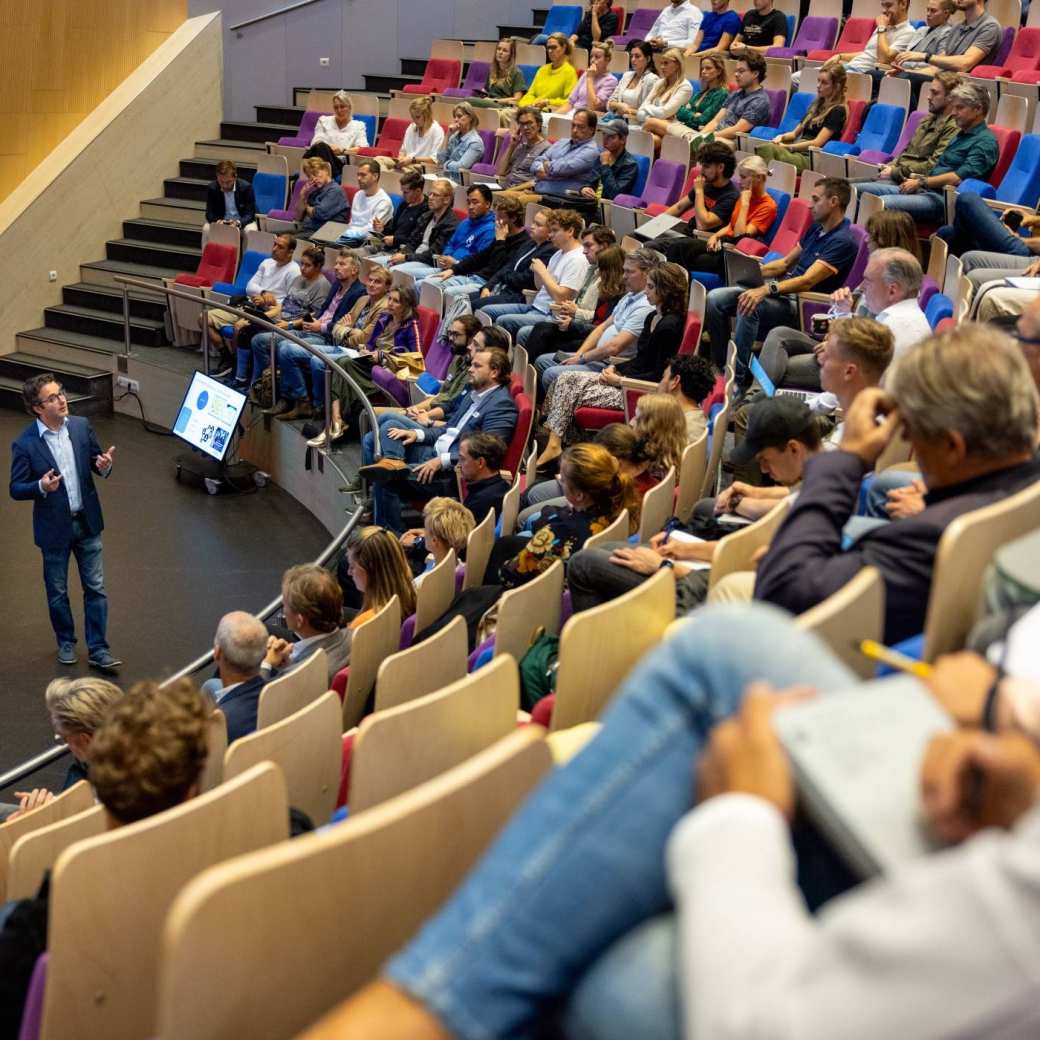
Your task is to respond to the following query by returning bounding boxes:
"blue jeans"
[704,287,796,382]
[438,274,486,298]
[385,602,855,1039]
[391,261,439,280]
[274,334,331,403]
[41,515,109,652]
[363,414,440,531]
[937,191,1032,259]
[535,351,606,390]
[476,302,550,341]
[856,182,945,223]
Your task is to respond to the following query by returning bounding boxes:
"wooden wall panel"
[0,0,187,201]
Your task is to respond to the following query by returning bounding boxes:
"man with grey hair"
[760,246,931,391]
[207,611,269,743]
[855,81,998,226]
[533,247,658,392]
[755,323,1040,643]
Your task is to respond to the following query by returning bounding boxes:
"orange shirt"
[724,190,777,238]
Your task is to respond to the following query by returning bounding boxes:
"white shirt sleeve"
[667,795,1040,1040]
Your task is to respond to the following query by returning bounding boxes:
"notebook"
[774,675,954,878]
[632,212,685,241]
[310,221,352,245]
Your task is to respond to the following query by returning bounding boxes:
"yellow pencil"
[858,639,933,679]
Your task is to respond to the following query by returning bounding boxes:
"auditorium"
[3,0,1040,1034]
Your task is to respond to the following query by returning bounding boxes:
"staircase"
[4,108,301,415]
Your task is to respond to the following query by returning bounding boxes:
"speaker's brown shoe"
[358,458,410,481]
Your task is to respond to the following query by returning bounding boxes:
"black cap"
[729,397,816,464]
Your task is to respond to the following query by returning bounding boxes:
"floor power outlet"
[116,376,141,393]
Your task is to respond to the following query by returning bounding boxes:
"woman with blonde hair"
[470,38,527,108]
[635,48,694,129]
[382,96,446,169]
[633,391,687,478]
[303,90,369,179]
[756,62,848,172]
[559,41,618,114]
[644,54,728,148]
[866,208,924,265]
[436,103,485,182]
[491,442,641,586]
[344,526,418,626]
[5,676,124,819]
[400,497,476,577]
[536,262,690,466]
[506,32,578,123]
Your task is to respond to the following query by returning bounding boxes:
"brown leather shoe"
[275,401,314,421]
[358,458,410,481]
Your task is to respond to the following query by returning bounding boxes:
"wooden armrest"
[618,376,658,391]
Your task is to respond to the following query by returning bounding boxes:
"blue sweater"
[442,212,496,263]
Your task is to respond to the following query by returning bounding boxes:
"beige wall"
[0,13,223,351]
[0,0,188,202]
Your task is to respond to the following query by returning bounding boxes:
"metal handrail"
[0,277,381,792]
[228,0,325,33]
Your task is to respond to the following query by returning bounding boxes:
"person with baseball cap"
[581,117,641,202]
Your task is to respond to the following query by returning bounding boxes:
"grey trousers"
[758,326,822,391]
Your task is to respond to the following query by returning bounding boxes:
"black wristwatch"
[767,280,781,296]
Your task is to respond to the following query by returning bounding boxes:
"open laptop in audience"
[309,221,352,246]
[631,212,686,241]
[750,354,813,404]
[723,246,766,289]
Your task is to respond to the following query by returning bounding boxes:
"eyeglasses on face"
[37,388,67,405]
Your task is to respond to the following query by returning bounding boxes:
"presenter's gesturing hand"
[41,469,63,493]
[95,445,116,473]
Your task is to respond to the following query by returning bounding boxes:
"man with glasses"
[10,375,121,670]
[498,108,551,192]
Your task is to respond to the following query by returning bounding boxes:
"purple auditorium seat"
[858,110,926,165]
[278,110,324,148]
[991,27,1016,69]
[764,87,786,128]
[471,132,511,176]
[423,336,453,380]
[266,176,307,222]
[767,16,838,58]
[372,365,410,407]
[476,129,499,166]
[444,61,491,98]
[18,953,47,1040]
[846,223,870,290]
[918,275,939,310]
[612,159,686,209]
[611,7,657,46]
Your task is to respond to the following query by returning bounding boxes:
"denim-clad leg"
[71,523,108,654]
[385,602,855,1040]
[870,189,945,223]
[275,339,314,401]
[369,414,440,529]
[41,542,75,647]
[389,261,438,280]
[250,332,278,386]
[731,296,796,383]
[938,192,1033,258]
[703,286,742,370]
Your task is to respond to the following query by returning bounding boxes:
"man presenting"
[9,375,120,669]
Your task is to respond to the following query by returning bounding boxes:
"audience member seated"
[683,51,772,151]
[863,207,924,264]
[508,32,579,122]
[358,346,518,532]
[489,108,551,193]
[634,49,694,135]
[364,170,429,260]
[318,266,395,439]
[263,563,351,682]
[246,245,332,407]
[456,431,511,520]
[0,679,210,1038]
[533,246,656,393]
[1,676,123,823]
[939,191,1040,262]
[606,42,660,121]
[643,55,728,147]
[247,249,365,409]
[890,0,956,76]
[855,82,996,226]
[402,497,476,577]
[302,90,369,180]
[660,353,716,441]
[469,39,527,109]
[536,261,687,467]
[704,176,858,385]
[203,233,300,378]
[889,0,1001,104]
[757,63,848,173]
[487,442,641,588]
[580,117,640,203]
[466,206,555,310]
[370,179,459,271]
[296,159,348,236]
[687,0,742,56]
[375,96,445,170]
[298,603,1040,1040]
[759,247,929,391]
[476,208,590,343]
[646,151,770,272]
[203,159,257,243]
[571,396,823,610]
[391,183,495,281]
[646,0,703,51]
[204,611,268,743]
[336,159,393,247]
[523,232,624,361]
[341,526,418,626]
[960,243,1040,323]
[729,0,788,55]
[571,0,618,52]
[436,103,485,184]
[629,392,689,477]
[559,42,618,115]
[530,108,600,199]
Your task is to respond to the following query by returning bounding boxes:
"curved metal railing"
[0,277,382,791]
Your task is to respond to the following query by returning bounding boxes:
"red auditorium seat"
[174,243,237,288]
[402,58,462,95]
[356,117,409,158]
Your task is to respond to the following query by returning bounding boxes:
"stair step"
[220,120,299,144]
[362,74,419,94]
[256,104,305,125]
[122,217,202,248]
[105,237,200,272]
[194,138,270,161]
[63,281,168,322]
[44,304,168,348]
[80,258,187,288]
[140,196,207,226]
[164,176,210,202]
[0,351,115,417]
[17,327,130,370]
[180,157,258,182]
[0,375,99,416]
[498,24,539,37]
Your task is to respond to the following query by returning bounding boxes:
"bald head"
[214,611,267,675]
